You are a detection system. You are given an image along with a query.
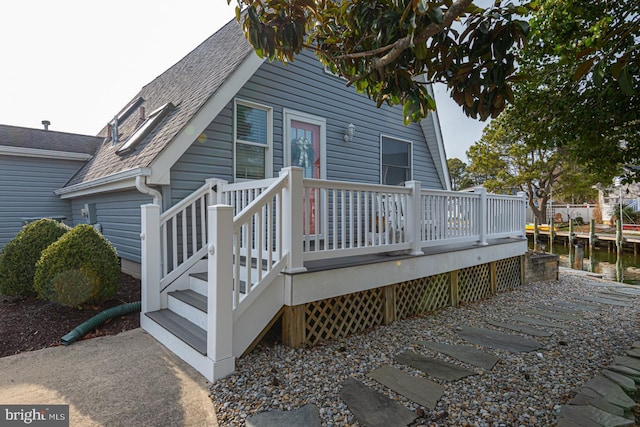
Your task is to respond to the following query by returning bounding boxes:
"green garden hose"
[61,301,141,345]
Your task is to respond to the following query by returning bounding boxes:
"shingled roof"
[65,18,254,187]
[0,124,101,155]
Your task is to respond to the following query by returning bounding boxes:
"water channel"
[528,240,640,285]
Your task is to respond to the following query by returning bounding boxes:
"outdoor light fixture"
[343,123,356,142]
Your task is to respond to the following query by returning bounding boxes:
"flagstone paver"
[605,365,640,382]
[486,320,553,337]
[534,304,583,314]
[602,369,638,393]
[521,307,581,320]
[340,378,416,427]
[554,301,601,311]
[625,348,640,358]
[457,327,543,352]
[557,405,635,427]
[245,404,322,427]
[367,365,444,409]
[614,356,640,372]
[510,315,569,329]
[569,388,626,417]
[395,351,476,381]
[576,296,632,307]
[582,375,637,411]
[413,340,500,370]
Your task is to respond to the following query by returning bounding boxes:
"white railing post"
[141,203,161,313]
[517,191,527,237]
[206,178,228,205]
[475,187,489,246]
[281,167,307,273]
[207,204,235,379]
[405,181,424,255]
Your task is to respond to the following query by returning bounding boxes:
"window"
[381,135,412,185]
[234,100,272,180]
[117,102,175,154]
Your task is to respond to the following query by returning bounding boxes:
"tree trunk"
[529,195,548,224]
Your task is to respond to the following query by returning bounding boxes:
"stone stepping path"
[413,340,500,370]
[486,320,553,337]
[457,327,542,352]
[510,315,569,329]
[245,404,321,427]
[367,365,444,409]
[576,296,632,307]
[521,307,581,320]
[340,378,417,427]
[625,348,640,358]
[534,304,584,314]
[557,405,635,427]
[395,351,476,381]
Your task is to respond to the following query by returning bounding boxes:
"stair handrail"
[159,180,216,289]
[231,171,289,308]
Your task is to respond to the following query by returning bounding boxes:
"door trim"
[283,109,327,179]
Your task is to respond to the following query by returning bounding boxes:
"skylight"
[116,102,175,154]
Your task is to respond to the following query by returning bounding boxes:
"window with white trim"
[381,135,412,185]
[234,100,272,180]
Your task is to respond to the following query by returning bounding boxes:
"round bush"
[34,224,119,307]
[0,218,69,297]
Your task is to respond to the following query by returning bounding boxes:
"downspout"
[135,176,162,206]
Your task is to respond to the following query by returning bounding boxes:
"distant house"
[2,18,527,381]
[0,125,100,248]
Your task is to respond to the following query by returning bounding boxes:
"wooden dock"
[525,228,640,254]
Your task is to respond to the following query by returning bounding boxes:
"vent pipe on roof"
[42,120,50,131]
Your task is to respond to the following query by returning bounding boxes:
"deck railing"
[141,166,527,379]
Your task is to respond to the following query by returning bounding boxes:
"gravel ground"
[210,272,640,426]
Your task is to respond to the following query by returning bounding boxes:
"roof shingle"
[66,18,254,187]
[0,124,101,155]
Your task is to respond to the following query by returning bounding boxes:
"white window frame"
[283,108,327,180]
[234,98,273,181]
[380,134,413,185]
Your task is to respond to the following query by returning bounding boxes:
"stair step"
[145,310,207,355]
[168,289,207,313]
[189,272,247,293]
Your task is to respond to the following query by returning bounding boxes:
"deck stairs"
[145,268,257,357]
[140,172,291,381]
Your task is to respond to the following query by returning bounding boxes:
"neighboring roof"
[0,124,101,156]
[65,18,255,187]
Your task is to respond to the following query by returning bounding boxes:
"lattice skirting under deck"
[283,256,523,348]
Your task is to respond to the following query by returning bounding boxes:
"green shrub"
[0,218,69,297]
[34,224,119,307]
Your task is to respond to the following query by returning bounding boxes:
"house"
[5,18,527,381]
[0,124,101,248]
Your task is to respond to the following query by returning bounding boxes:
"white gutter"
[0,145,92,161]
[55,167,151,197]
[135,175,162,206]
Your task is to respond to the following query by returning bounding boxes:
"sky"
[1,0,486,162]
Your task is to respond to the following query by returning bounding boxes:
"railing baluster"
[257,209,263,282]
[172,217,178,269]
[191,203,197,257]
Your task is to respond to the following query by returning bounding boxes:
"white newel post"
[405,181,424,255]
[207,205,235,379]
[141,203,161,313]
[475,187,489,246]
[517,191,527,237]
[206,178,228,205]
[281,167,307,273]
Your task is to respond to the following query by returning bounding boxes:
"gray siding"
[0,155,82,249]
[171,51,444,206]
[71,190,152,263]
